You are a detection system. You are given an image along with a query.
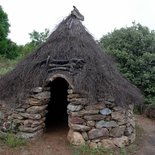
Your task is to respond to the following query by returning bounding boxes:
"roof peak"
[71,6,84,21]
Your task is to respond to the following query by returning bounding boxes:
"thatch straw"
[0,13,143,107]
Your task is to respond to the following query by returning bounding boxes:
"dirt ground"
[135,115,155,155]
[0,123,73,155]
[0,115,155,155]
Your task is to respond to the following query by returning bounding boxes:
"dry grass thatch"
[0,12,143,107]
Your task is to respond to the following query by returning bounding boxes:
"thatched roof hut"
[0,7,142,146]
[0,9,142,107]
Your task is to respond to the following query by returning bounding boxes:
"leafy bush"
[100,23,155,104]
[145,104,155,119]
[0,39,20,59]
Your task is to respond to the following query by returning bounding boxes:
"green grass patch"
[0,66,14,75]
[0,132,26,148]
[0,56,18,75]
[72,144,114,155]
[72,144,140,155]
[120,147,128,155]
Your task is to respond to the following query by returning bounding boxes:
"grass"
[0,56,19,76]
[72,143,139,155]
[120,147,128,155]
[0,66,14,75]
[72,144,114,155]
[0,132,26,148]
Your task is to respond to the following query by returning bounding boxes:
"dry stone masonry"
[2,89,135,148]
[67,89,135,148]
[0,86,135,148]
[0,87,50,138]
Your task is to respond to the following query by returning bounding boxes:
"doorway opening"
[45,77,69,130]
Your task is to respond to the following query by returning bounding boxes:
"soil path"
[135,115,155,155]
[0,124,73,155]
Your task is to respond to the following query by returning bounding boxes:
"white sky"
[0,0,155,45]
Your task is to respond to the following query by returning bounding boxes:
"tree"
[0,39,19,59]
[0,6,19,59]
[20,28,50,57]
[20,42,36,57]
[0,6,10,40]
[100,23,155,104]
[29,28,50,46]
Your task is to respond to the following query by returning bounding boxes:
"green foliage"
[0,28,50,76]
[0,6,49,59]
[0,6,20,59]
[145,104,155,119]
[0,132,26,148]
[29,28,50,46]
[0,6,10,40]
[19,42,36,57]
[100,23,155,104]
[19,28,50,57]
[0,39,20,59]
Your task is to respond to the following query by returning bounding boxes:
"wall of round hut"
[1,75,136,148]
[0,7,141,149]
[67,94,136,148]
[0,101,12,133]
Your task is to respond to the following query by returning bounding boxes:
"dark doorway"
[45,78,69,128]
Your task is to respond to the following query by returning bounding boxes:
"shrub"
[100,23,155,105]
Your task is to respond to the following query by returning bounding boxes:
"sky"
[0,0,155,45]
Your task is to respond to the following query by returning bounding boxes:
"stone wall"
[67,89,136,148]
[0,86,136,148]
[0,87,50,138]
[0,100,12,131]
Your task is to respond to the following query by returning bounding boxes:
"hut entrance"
[45,77,69,130]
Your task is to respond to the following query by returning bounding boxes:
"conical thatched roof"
[0,8,143,107]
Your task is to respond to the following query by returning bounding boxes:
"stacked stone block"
[67,89,136,148]
[0,86,136,148]
[7,87,50,138]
